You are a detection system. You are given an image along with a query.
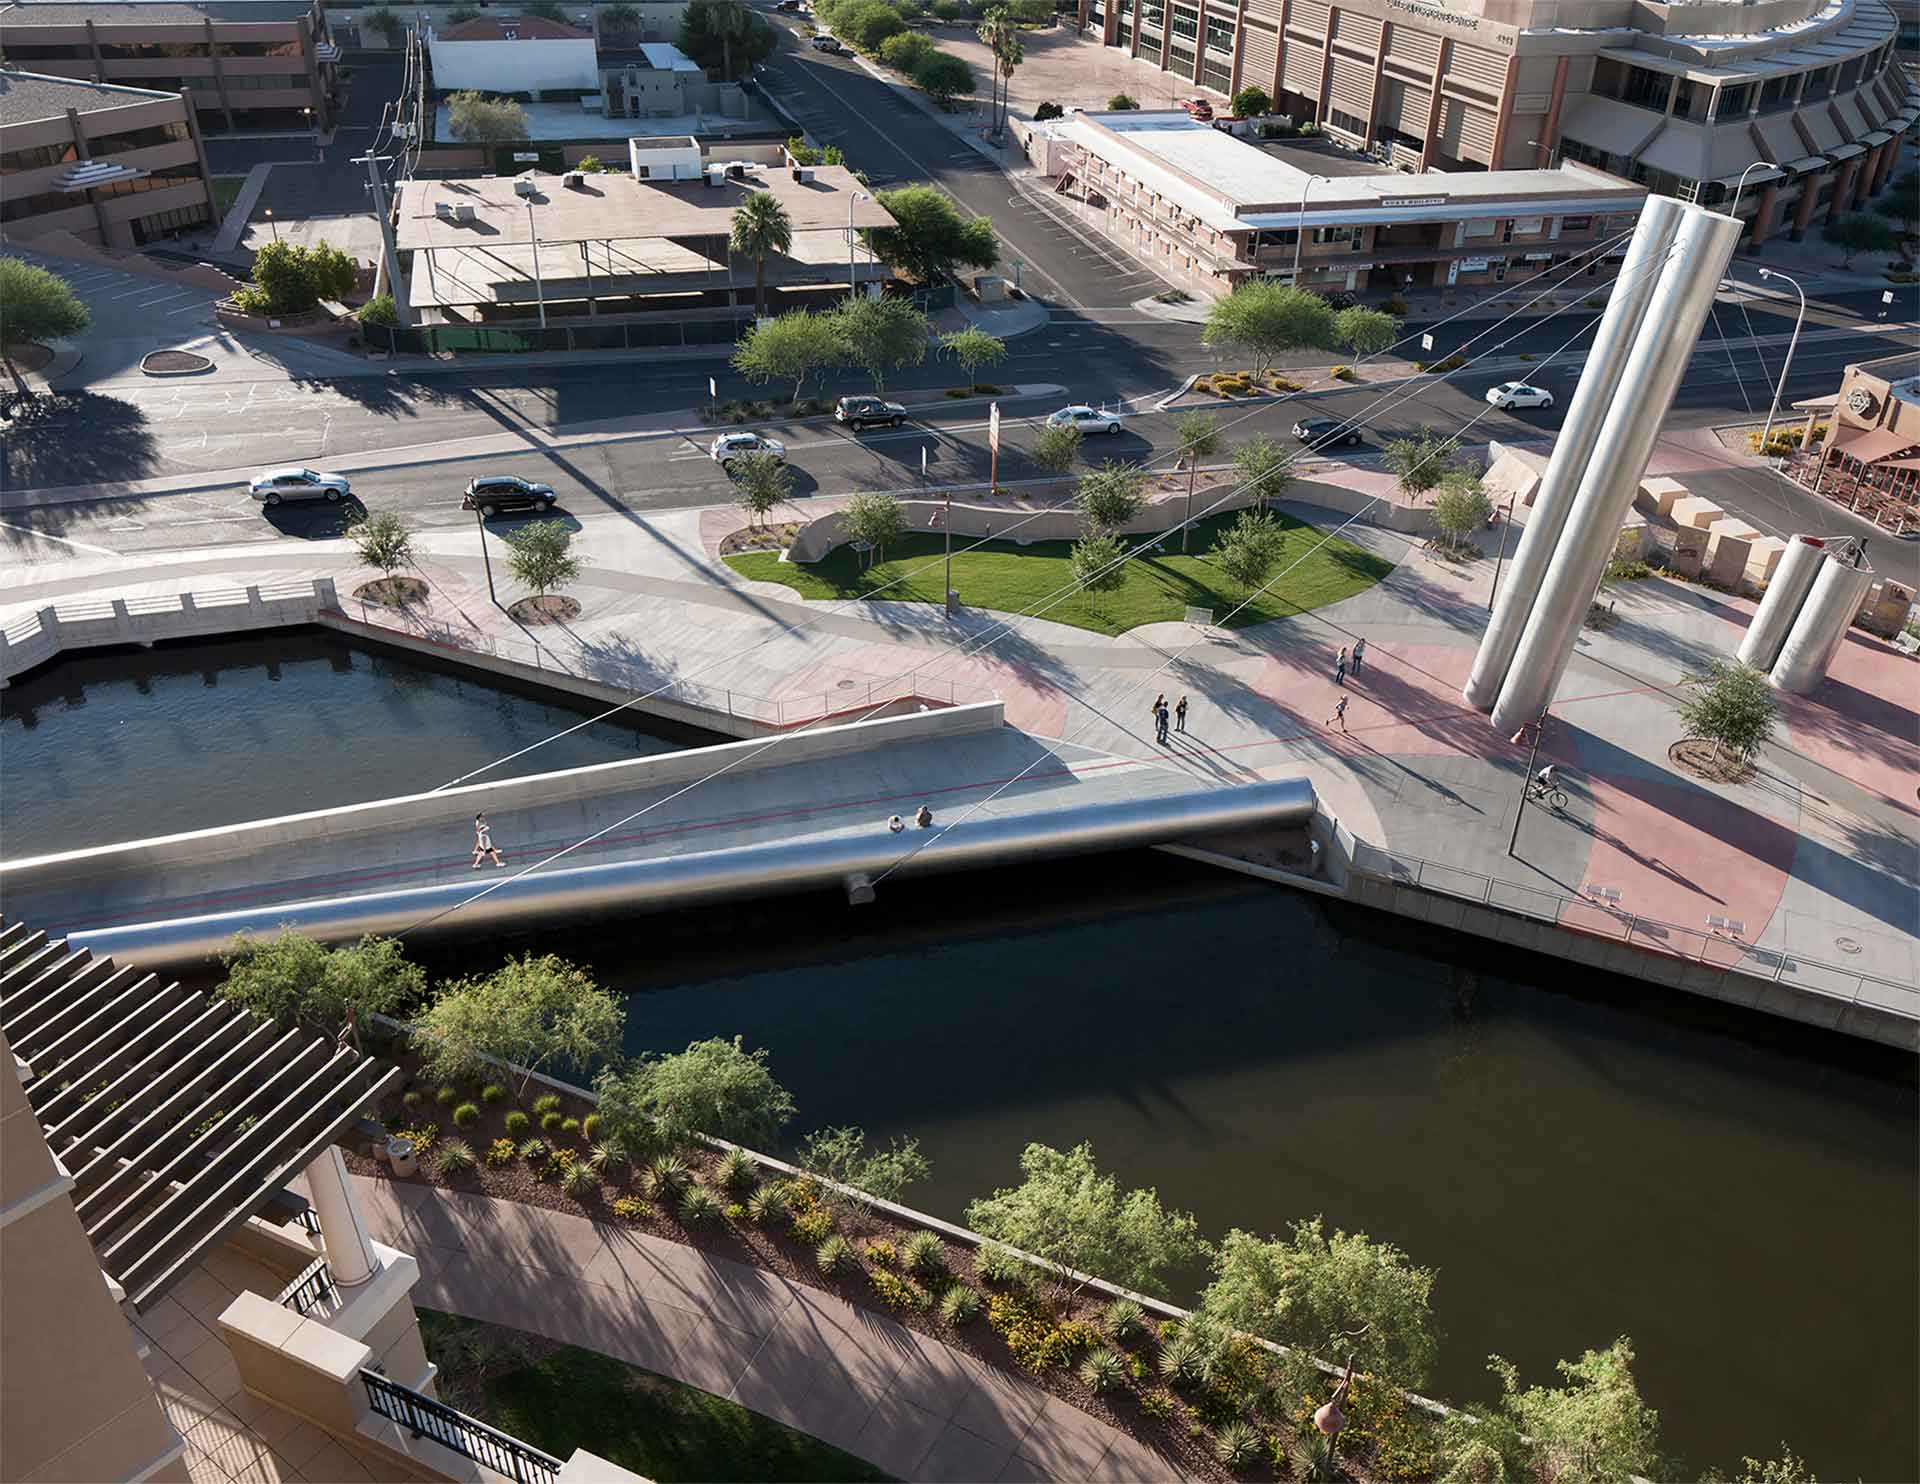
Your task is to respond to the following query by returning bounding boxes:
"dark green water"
[4,640,1914,1479]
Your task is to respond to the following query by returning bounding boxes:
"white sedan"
[1485,382,1555,411]
[709,431,787,470]
[1046,404,1125,435]
[248,466,351,505]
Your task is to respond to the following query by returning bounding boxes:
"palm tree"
[729,191,793,321]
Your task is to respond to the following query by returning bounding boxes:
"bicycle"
[1526,779,1569,812]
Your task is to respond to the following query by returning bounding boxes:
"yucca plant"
[815,1233,858,1275]
[644,1154,693,1201]
[1214,1420,1263,1471]
[1105,1298,1147,1344]
[1079,1347,1129,1395]
[939,1284,983,1326]
[679,1185,723,1226]
[518,1136,548,1163]
[1159,1332,1208,1389]
[1290,1432,1337,1483]
[715,1147,758,1195]
[746,1183,788,1226]
[431,1138,477,1177]
[563,1160,600,1201]
[902,1230,946,1277]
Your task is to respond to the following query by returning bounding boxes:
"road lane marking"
[0,518,121,556]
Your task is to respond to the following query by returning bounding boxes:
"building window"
[1202,58,1231,91]
[1169,43,1194,70]
[1312,225,1358,244]
[87,121,192,155]
[1758,75,1795,112]
[1326,107,1366,139]
[1559,215,1593,233]
[1716,82,1754,116]
[1620,66,1673,110]
[1802,66,1834,101]
[1170,4,1197,39]
[1,143,78,174]
[1203,13,1234,53]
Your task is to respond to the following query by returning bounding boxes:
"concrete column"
[1789,172,1821,239]
[304,1146,380,1287]
[1770,553,1875,693]
[1869,142,1895,194]
[1736,534,1827,670]
[1463,195,1686,712]
[1827,157,1859,223]
[1490,205,1744,734]
[1750,182,1781,247]
[206,19,236,132]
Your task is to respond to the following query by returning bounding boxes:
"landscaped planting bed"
[353,1047,1431,1483]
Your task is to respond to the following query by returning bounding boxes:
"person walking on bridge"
[472,812,506,868]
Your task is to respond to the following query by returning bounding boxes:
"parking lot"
[925,22,1225,113]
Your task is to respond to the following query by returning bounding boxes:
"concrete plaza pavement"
[4,465,1914,1009]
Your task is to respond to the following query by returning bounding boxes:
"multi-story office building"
[0,69,216,247]
[1037,108,1647,298]
[1078,0,1918,248]
[0,0,339,134]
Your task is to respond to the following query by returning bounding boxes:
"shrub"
[486,1138,516,1167]
[541,1112,565,1134]
[725,1203,747,1222]
[612,1195,651,1222]
[864,1240,899,1268]
[747,1184,789,1225]
[1105,1298,1147,1343]
[869,1267,930,1309]
[644,1154,693,1200]
[504,1110,531,1137]
[988,1292,1097,1372]
[715,1147,758,1195]
[1080,1347,1130,1394]
[1034,100,1064,121]
[1331,365,1357,382]
[790,1207,836,1245]
[452,1101,481,1129]
[563,1160,600,1200]
[1139,1389,1178,1422]
[581,1113,601,1140]
[399,1123,439,1154]
[1215,1420,1263,1470]
[903,1230,947,1277]
[400,1089,424,1111]
[519,1136,548,1162]
[540,1150,575,1182]
[532,1094,563,1116]
[679,1185,723,1226]
[878,29,935,71]
[940,1284,984,1325]
[560,1116,582,1137]
[432,1138,477,1176]
[975,1242,1030,1286]
[476,1083,504,1105]
[436,1085,458,1106]
[816,1233,860,1274]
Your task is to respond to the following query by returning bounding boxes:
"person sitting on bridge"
[887,814,905,833]
[914,805,934,828]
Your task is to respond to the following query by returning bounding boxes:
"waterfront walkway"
[349,1173,1173,1482]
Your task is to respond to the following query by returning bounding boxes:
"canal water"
[4,640,1915,1479]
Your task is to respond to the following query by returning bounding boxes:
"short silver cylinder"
[1735,535,1828,671]
[1770,556,1875,694]
[1464,196,1686,712]
[1490,206,1744,736]
[66,778,1318,969]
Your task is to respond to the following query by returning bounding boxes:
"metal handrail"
[275,1255,339,1316]
[1353,842,1916,1018]
[361,1370,562,1484]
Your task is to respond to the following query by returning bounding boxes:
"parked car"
[1291,417,1362,449]
[248,466,351,505]
[810,33,845,51]
[775,0,805,10]
[1046,404,1125,435]
[1182,97,1214,120]
[463,475,557,517]
[709,431,788,470]
[1485,381,1556,410]
[836,395,907,429]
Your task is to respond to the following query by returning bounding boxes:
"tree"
[868,185,998,283]
[733,450,792,529]
[732,308,840,402]
[1107,92,1139,110]
[1233,432,1292,509]
[798,1125,930,1205]
[415,953,625,1091]
[599,2,641,37]
[1200,1218,1439,1387]
[678,0,773,77]
[363,6,403,42]
[830,0,908,50]
[1821,211,1898,266]
[1172,409,1222,552]
[1211,506,1288,595]
[1872,169,1918,235]
[939,325,1006,389]
[573,154,613,173]
[1731,1445,1819,1484]
[348,509,418,583]
[522,0,565,18]
[1230,84,1271,117]
[1069,532,1128,618]
[504,519,580,601]
[445,90,527,144]
[0,256,89,382]
[786,136,846,167]
[358,293,398,328]
[1202,281,1336,374]
[1488,1338,1662,1484]
[964,1140,1210,1300]
[912,50,976,107]
[729,190,793,322]
[1034,100,1064,121]
[1382,424,1465,502]
[829,296,928,392]
[246,238,358,315]
[1430,468,1492,552]
[217,930,424,1043]
[976,6,1023,136]
[1031,419,1083,473]
[1675,659,1777,767]
[879,29,937,72]
[1074,459,1146,534]
[1334,304,1398,359]
[445,3,482,21]
[591,1035,795,1149]
[842,490,906,565]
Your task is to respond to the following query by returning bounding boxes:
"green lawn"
[724,506,1395,637]
[417,1311,891,1484]
[209,176,246,222]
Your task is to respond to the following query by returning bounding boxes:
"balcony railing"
[362,1370,563,1484]
[275,1255,339,1317]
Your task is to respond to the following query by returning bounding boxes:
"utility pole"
[1507,707,1549,859]
[355,149,410,327]
[476,506,497,604]
[1486,490,1516,612]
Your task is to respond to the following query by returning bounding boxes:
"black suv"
[1291,417,1362,449]
[463,475,558,516]
[836,395,907,430]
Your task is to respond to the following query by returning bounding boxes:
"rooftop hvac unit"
[563,171,585,187]
[513,177,538,197]
[434,200,454,219]
[705,164,727,187]
[726,162,746,180]
[792,166,815,183]
[454,204,476,223]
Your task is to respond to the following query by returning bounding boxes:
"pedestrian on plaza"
[914,805,934,828]
[887,814,905,833]
[1351,637,1366,675]
[471,813,506,868]
[1175,696,1189,733]
[1152,693,1169,743]
[1334,645,1348,687]
[1326,695,1348,732]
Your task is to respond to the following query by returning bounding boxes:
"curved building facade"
[1079,0,1916,246]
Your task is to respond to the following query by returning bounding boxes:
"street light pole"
[847,189,870,301]
[1291,174,1324,282]
[1486,490,1517,612]
[475,505,497,604]
[526,199,546,329]
[1507,707,1549,859]
[1755,266,1805,455]
[265,208,278,242]
[1729,160,1772,218]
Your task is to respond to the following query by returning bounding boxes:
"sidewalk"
[348,1173,1174,1482]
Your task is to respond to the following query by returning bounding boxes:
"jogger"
[1326,695,1349,732]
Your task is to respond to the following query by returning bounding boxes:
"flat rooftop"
[0,0,312,22]
[396,166,896,251]
[0,67,185,123]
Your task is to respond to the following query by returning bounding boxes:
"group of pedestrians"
[886,804,935,833]
[1150,694,1190,745]
[1325,636,1365,732]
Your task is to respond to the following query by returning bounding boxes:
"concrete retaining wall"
[0,700,1006,889]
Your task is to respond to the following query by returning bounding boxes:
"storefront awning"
[1829,425,1920,464]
